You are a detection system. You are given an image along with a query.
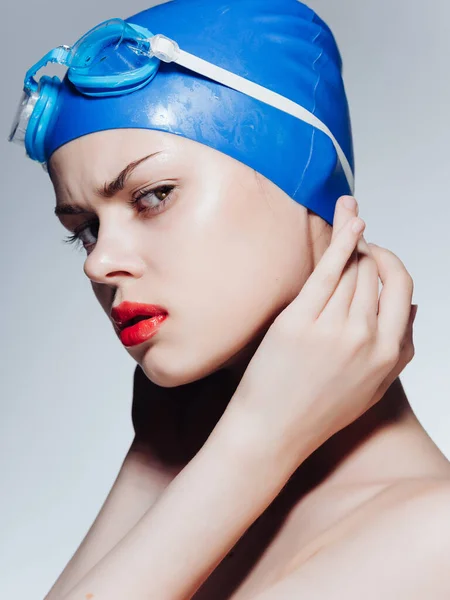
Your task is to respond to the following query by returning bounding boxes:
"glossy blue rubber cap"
[45,0,355,225]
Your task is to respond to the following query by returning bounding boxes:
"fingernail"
[343,196,357,210]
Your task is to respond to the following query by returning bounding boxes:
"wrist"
[210,389,322,483]
[206,398,312,495]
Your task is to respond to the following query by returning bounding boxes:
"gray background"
[1,1,449,597]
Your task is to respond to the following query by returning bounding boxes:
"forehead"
[48,127,250,209]
[49,129,197,179]
[48,129,191,210]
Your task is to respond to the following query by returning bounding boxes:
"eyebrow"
[54,151,162,217]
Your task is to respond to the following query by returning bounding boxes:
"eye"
[62,219,99,252]
[128,184,176,215]
[61,184,177,252]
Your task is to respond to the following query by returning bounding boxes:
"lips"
[111,301,168,330]
[111,301,169,347]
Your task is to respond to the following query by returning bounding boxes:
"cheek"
[139,196,305,386]
[91,282,112,316]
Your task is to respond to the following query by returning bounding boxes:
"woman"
[10,1,450,598]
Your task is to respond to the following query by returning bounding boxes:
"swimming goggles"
[8,17,354,192]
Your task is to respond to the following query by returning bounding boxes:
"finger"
[320,196,360,323]
[348,235,380,328]
[400,304,417,353]
[371,304,417,405]
[368,243,414,347]
[332,196,360,237]
[292,216,366,322]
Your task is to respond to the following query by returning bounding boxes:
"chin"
[135,335,256,389]
[135,345,224,388]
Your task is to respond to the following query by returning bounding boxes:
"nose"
[83,230,146,285]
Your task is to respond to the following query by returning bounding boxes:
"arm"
[59,401,306,600]
[45,355,191,599]
[44,438,176,600]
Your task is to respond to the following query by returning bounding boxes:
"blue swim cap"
[43,1,356,225]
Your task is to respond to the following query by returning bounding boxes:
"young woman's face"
[49,128,327,387]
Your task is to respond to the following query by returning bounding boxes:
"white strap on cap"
[150,34,354,193]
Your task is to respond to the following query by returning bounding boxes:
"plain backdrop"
[1,1,449,597]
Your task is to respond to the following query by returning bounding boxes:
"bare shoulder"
[252,478,450,600]
[366,476,450,528]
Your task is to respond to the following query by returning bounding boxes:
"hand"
[227,196,416,466]
[332,197,416,407]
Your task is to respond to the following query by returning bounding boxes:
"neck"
[283,377,450,499]
[183,365,450,496]
[220,343,449,488]
[134,346,449,492]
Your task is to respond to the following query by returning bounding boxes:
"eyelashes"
[62,219,98,251]
[62,184,177,252]
[127,184,176,215]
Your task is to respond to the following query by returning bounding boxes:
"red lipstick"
[111,301,168,347]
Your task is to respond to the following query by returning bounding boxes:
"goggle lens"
[9,88,39,145]
[68,19,153,78]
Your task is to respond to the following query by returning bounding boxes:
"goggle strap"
[18,26,355,191]
[166,42,355,193]
[24,46,71,93]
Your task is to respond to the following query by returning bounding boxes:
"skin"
[45,128,450,599]
[50,127,320,389]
